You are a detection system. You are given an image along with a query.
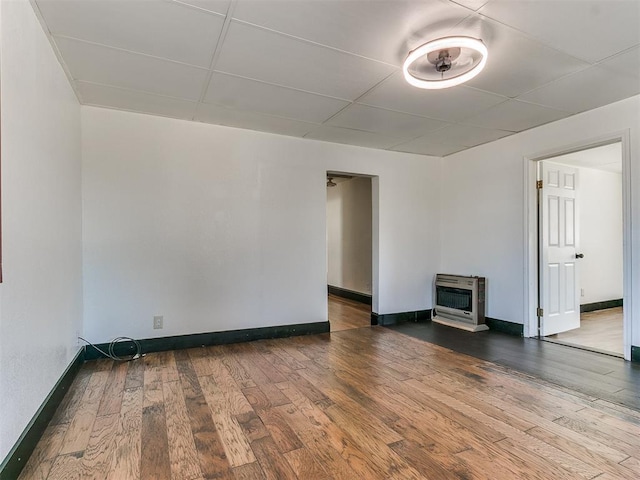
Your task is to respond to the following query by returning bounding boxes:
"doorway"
[525,137,631,359]
[326,172,373,332]
[538,144,624,356]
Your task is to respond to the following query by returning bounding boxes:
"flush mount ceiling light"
[403,36,488,89]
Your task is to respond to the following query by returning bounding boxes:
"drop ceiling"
[32,0,640,156]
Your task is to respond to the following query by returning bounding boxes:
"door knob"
[575,253,584,259]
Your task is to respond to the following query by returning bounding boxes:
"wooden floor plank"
[140,382,171,480]
[494,437,596,480]
[97,362,129,417]
[273,403,360,479]
[231,461,266,480]
[205,353,254,416]
[46,452,85,480]
[566,406,640,442]
[21,297,640,480]
[553,416,640,459]
[526,426,637,479]
[49,369,92,426]
[387,318,640,410]
[152,350,178,383]
[174,350,233,479]
[59,370,110,455]
[278,381,424,479]
[124,357,145,391]
[389,439,471,479]
[199,374,256,468]
[163,381,204,480]
[17,423,69,480]
[256,408,303,454]
[620,456,640,475]
[107,386,143,480]
[221,356,257,389]
[283,447,330,480]
[250,436,297,480]
[80,413,119,480]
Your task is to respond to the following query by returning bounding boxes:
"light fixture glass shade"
[403,36,488,89]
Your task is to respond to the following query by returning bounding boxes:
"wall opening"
[326,172,374,332]
[537,144,624,356]
[524,132,632,360]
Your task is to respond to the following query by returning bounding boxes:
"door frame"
[325,171,379,319]
[522,131,632,360]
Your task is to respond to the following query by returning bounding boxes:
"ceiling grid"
[30,0,640,156]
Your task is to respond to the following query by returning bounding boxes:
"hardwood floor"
[327,294,371,332]
[387,320,640,411]
[19,327,640,480]
[546,307,624,356]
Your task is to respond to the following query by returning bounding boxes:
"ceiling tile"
[204,73,349,123]
[304,126,404,150]
[461,99,570,132]
[518,64,640,114]
[450,0,490,11]
[171,0,231,15]
[390,137,467,156]
[76,81,198,120]
[599,45,640,80]
[215,21,396,100]
[36,0,224,67]
[232,0,470,66]
[196,103,317,137]
[359,72,506,122]
[54,37,209,100]
[325,104,449,140]
[456,15,590,97]
[478,0,640,63]
[415,124,512,147]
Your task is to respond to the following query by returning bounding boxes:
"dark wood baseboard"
[84,321,330,361]
[632,346,640,363]
[327,285,372,306]
[580,299,623,313]
[371,309,431,326]
[0,349,84,480]
[485,317,524,336]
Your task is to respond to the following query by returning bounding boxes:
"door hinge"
[537,307,544,317]
[536,180,543,189]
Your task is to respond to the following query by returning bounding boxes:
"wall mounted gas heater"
[433,274,487,332]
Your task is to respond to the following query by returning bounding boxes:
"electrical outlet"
[153,316,164,329]
[580,288,585,297]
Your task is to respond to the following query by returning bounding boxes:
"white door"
[539,161,581,336]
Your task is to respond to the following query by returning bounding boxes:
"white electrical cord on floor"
[78,336,144,361]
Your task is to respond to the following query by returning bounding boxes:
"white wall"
[576,166,623,305]
[327,177,372,295]
[441,95,639,350]
[81,107,441,343]
[0,0,83,461]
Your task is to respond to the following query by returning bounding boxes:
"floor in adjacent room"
[19,324,639,480]
[327,294,371,332]
[545,307,624,356]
